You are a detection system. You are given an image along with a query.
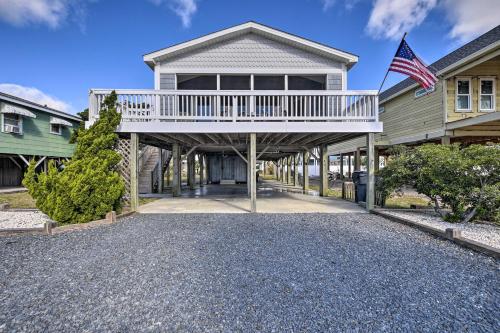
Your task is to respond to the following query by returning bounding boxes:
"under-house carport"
[123,129,378,213]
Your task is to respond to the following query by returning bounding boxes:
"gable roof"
[143,21,358,70]
[0,92,81,122]
[380,25,500,103]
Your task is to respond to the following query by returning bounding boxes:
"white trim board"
[117,121,383,134]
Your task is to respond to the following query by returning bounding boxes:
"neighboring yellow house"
[329,25,500,177]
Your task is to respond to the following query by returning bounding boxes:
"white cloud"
[442,0,500,43]
[0,84,73,113]
[366,0,437,40]
[0,0,92,31]
[150,0,198,28]
[0,0,68,28]
[321,0,360,11]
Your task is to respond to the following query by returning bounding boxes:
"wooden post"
[293,155,297,184]
[287,156,292,184]
[374,148,380,172]
[247,145,251,197]
[319,144,328,197]
[348,154,352,179]
[172,143,181,197]
[441,136,451,145]
[199,154,204,186]
[130,133,139,211]
[188,153,195,190]
[302,150,309,192]
[157,148,164,194]
[250,133,257,213]
[366,133,375,211]
[354,148,361,171]
[339,153,344,180]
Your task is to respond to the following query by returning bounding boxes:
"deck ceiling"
[133,132,366,160]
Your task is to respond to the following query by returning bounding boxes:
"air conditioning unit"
[3,124,21,134]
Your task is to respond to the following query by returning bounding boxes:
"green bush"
[23,92,125,224]
[377,143,500,224]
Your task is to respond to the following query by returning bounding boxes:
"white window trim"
[1,113,23,135]
[478,77,496,112]
[455,77,472,112]
[50,123,62,135]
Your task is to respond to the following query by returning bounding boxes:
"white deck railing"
[88,89,379,124]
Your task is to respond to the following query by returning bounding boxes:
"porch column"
[354,148,361,171]
[286,155,293,184]
[302,150,309,192]
[294,153,299,186]
[249,133,257,213]
[374,148,380,172]
[348,154,352,179]
[339,153,344,180]
[366,133,375,211]
[130,133,139,211]
[172,143,181,197]
[187,153,195,190]
[157,148,164,193]
[247,145,251,196]
[199,154,204,186]
[319,144,328,197]
[441,136,451,145]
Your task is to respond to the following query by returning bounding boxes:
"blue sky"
[0,0,498,114]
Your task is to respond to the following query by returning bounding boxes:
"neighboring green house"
[0,92,80,187]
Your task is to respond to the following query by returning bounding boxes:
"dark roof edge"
[379,25,500,103]
[0,92,81,122]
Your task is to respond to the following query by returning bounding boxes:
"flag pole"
[377,32,408,95]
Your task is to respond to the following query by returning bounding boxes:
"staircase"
[139,146,171,194]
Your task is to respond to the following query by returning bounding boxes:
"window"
[254,75,285,90]
[220,75,250,90]
[2,114,22,134]
[288,75,326,90]
[378,106,385,114]
[456,78,471,111]
[50,123,62,135]
[177,75,217,90]
[479,78,495,111]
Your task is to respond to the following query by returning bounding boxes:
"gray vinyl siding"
[159,33,343,70]
[327,73,342,90]
[159,74,175,90]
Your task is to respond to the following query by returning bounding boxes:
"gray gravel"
[381,210,500,250]
[1,213,499,332]
[0,211,50,229]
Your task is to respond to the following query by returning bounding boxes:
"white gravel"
[0,211,50,229]
[381,210,500,249]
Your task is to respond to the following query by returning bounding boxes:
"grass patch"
[308,185,342,198]
[139,197,159,206]
[0,192,37,209]
[384,195,431,209]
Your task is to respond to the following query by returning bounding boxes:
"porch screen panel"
[254,76,285,90]
[220,75,250,90]
[288,75,326,90]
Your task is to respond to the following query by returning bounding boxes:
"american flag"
[389,40,438,89]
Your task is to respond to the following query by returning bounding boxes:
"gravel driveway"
[1,213,499,332]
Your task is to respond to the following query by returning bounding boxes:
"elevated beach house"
[0,92,80,187]
[87,22,382,212]
[329,25,500,178]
